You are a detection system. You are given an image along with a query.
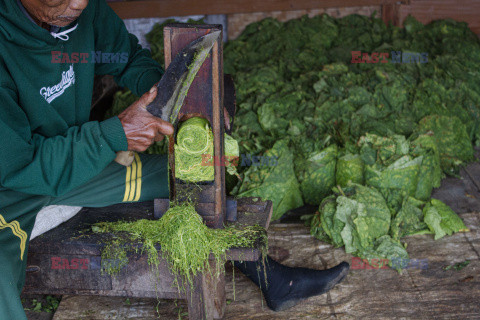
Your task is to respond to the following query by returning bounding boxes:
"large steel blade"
[146,30,221,124]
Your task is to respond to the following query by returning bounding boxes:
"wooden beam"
[381,3,399,26]
[397,0,480,34]
[108,0,397,19]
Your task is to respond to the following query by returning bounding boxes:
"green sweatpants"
[0,153,169,320]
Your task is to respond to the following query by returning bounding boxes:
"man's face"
[20,0,88,27]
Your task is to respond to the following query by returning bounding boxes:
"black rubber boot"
[233,255,349,311]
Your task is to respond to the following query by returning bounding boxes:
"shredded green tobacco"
[175,117,214,182]
[174,117,239,182]
[93,203,267,293]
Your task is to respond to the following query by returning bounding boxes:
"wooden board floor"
[50,212,479,320]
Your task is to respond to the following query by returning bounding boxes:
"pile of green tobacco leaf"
[93,203,267,293]
[224,14,475,268]
[107,14,480,268]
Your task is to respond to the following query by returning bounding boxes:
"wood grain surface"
[52,212,479,319]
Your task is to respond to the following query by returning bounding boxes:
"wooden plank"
[431,175,480,214]
[25,254,112,291]
[202,260,226,319]
[26,312,53,320]
[186,275,208,320]
[163,27,177,202]
[24,250,182,300]
[397,0,480,34]
[223,216,480,319]
[24,199,270,300]
[185,260,229,320]
[108,0,397,20]
[211,33,227,229]
[431,148,480,214]
[51,213,480,319]
[463,161,480,192]
[51,295,188,320]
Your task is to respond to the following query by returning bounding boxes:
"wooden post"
[211,36,227,230]
[382,3,396,26]
[382,1,408,26]
[186,260,226,320]
[203,260,226,319]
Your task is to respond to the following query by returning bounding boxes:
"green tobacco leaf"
[410,134,443,200]
[350,184,392,248]
[296,144,338,205]
[336,196,364,253]
[359,134,410,166]
[312,184,408,265]
[309,195,344,247]
[330,184,391,253]
[391,196,429,240]
[359,235,410,271]
[336,153,365,187]
[258,102,290,137]
[415,115,474,172]
[365,155,422,211]
[424,199,466,240]
[319,196,341,245]
[308,209,329,243]
[236,140,303,220]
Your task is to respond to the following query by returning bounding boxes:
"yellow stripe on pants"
[122,153,142,202]
[0,214,27,260]
[133,153,143,201]
[122,163,132,202]
[127,156,137,201]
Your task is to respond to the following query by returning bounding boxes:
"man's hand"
[118,85,174,152]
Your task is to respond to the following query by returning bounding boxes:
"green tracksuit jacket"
[0,0,165,197]
[0,0,169,318]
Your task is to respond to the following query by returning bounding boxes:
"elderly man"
[0,0,349,318]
